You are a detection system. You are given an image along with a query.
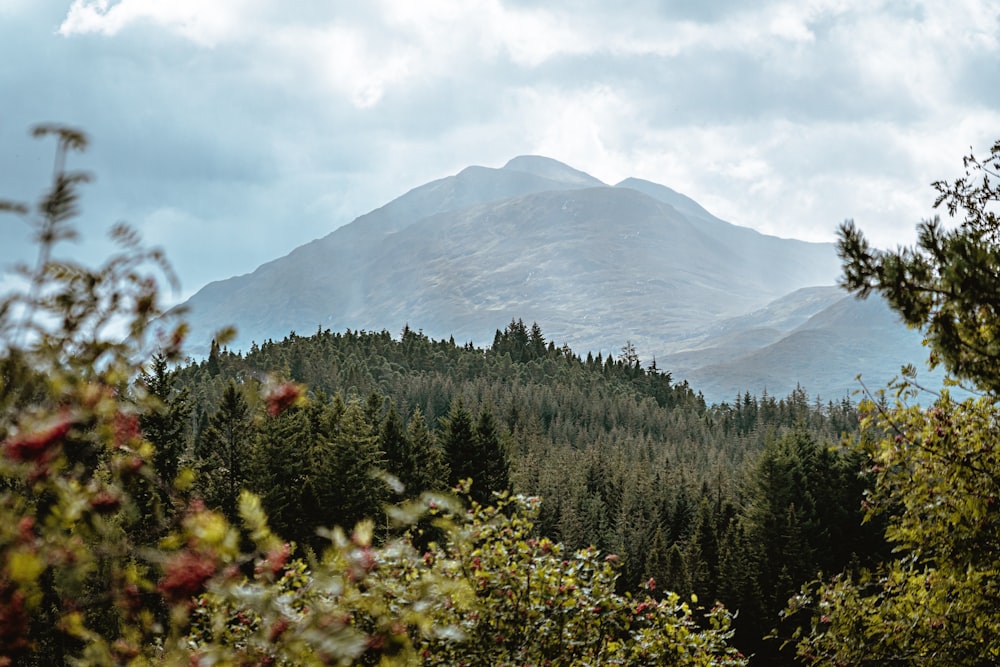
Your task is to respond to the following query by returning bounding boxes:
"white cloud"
[9,0,993,296]
[58,0,257,45]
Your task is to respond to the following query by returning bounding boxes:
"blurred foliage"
[0,125,746,665]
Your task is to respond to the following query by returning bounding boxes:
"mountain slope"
[180,157,604,348]
[178,158,840,364]
[670,293,948,402]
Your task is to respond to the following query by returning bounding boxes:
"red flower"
[256,543,291,577]
[17,517,35,543]
[3,414,72,462]
[158,550,217,603]
[113,411,141,447]
[264,381,302,417]
[90,491,121,514]
[268,618,290,642]
[0,585,31,656]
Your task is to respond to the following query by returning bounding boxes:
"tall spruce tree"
[404,407,449,494]
[254,405,313,546]
[441,398,476,488]
[324,399,387,531]
[379,402,408,483]
[139,352,191,485]
[196,381,253,519]
[471,405,510,504]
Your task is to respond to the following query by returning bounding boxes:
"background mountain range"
[178,156,945,404]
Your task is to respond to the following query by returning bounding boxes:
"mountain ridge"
[177,156,936,403]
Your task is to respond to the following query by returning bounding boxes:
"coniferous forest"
[168,320,883,663]
[4,126,1000,666]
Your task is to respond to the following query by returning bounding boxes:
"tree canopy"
[838,139,1000,393]
[788,139,1000,665]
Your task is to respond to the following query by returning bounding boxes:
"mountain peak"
[502,155,605,187]
[615,177,717,221]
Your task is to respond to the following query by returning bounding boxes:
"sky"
[1,0,998,303]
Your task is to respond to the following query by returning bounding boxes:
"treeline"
[145,319,885,663]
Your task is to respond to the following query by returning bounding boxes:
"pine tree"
[441,398,476,488]
[471,405,510,504]
[196,381,253,519]
[687,497,719,602]
[379,402,409,483]
[254,406,313,545]
[644,526,671,599]
[324,400,388,531]
[206,338,221,376]
[664,543,692,600]
[139,352,191,484]
[404,406,449,494]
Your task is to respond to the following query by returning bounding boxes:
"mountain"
[179,157,837,353]
[177,155,937,404]
[662,288,946,402]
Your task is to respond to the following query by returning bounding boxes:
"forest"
[166,319,882,663]
[2,126,1000,666]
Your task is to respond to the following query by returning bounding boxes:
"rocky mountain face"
[178,156,937,403]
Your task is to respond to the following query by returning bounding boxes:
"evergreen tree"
[324,399,388,532]
[364,390,385,436]
[206,338,221,377]
[196,381,253,519]
[441,398,476,487]
[254,405,313,545]
[470,405,510,504]
[529,321,547,359]
[644,526,671,599]
[686,497,719,603]
[138,352,191,484]
[404,406,449,494]
[379,402,409,483]
[663,543,692,600]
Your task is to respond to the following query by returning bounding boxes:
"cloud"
[1,0,998,303]
[58,0,258,45]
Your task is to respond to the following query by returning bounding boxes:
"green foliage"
[0,125,748,665]
[788,392,1000,665]
[838,139,1000,393]
[788,139,1000,665]
[419,489,747,666]
[0,124,198,663]
[188,489,747,666]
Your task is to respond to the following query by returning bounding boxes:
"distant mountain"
[662,288,946,402]
[177,156,939,404]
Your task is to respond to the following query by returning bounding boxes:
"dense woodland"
[5,126,1000,666]
[151,319,885,663]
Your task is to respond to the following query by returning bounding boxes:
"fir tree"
[404,406,449,494]
[471,405,510,504]
[196,381,253,519]
[441,398,476,488]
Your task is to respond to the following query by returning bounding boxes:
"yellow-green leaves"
[790,391,1000,665]
[6,549,44,586]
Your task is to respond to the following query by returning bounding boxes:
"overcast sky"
[2,0,998,302]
